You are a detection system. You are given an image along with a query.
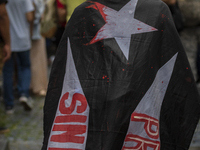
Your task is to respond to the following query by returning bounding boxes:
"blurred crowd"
[0,0,87,115]
[0,0,85,133]
[0,0,200,141]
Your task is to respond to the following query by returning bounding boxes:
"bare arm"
[57,7,66,23]
[26,10,34,37]
[0,3,11,62]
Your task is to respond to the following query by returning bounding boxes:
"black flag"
[42,0,200,149]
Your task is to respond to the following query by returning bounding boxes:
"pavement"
[0,95,44,150]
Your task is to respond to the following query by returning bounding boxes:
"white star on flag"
[87,0,158,60]
[122,53,178,149]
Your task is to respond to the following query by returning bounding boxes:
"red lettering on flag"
[122,134,160,150]
[49,148,81,150]
[59,92,87,114]
[51,125,87,143]
[131,112,159,139]
[55,115,87,123]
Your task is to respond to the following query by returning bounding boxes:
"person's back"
[42,0,200,150]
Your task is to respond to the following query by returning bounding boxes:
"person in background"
[60,0,85,22]
[55,0,66,47]
[3,0,34,114]
[178,0,200,82]
[162,0,184,33]
[177,0,200,148]
[162,0,175,5]
[163,0,200,82]
[0,0,10,64]
[0,0,11,133]
[44,0,66,66]
[30,0,48,96]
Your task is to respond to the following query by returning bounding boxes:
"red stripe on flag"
[51,125,87,143]
[55,115,87,123]
[49,148,81,150]
[59,92,87,115]
[131,112,159,139]
[122,134,160,150]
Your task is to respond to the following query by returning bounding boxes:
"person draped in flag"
[42,0,200,150]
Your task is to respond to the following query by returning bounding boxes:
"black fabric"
[42,0,200,149]
[0,0,7,4]
[196,43,200,82]
[168,2,184,32]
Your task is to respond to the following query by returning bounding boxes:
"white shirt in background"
[6,0,34,52]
